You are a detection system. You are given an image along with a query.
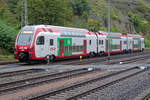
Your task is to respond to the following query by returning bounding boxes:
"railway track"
[27,67,148,100]
[62,51,150,65]
[141,91,150,100]
[1,52,147,79]
[107,54,150,65]
[65,54,150,65]
[0,68,102,95]
[0,69,45,78]
[142,94,150,100]
[0,51,148,79]
[0,50,149,68]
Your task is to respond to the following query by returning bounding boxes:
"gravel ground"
[32,68,139,100]
[81,69,150,100]
[0,70,110,100]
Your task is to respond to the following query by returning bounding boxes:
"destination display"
[23,31,33,34]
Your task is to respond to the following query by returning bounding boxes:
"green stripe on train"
[138,40,141,44]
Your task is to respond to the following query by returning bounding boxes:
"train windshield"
[17,26,34,45]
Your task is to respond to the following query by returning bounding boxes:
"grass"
[0,54,15,61]
[0,48,15,61]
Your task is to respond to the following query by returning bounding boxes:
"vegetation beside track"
[0,48,15,61]
[0,55,15,61]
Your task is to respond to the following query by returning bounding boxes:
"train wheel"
[45,55,50,64]
[50,55,55,62]
[89,52,93,58]
[45,55,55,63]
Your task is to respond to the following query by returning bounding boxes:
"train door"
[132,41,134,51]
[59,39,64,56]
[126,38,128,50]
[139,40,141,50]
[84,40,87,54]
[128,39,132,51]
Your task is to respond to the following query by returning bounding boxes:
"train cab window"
[89,40,91,45]
[36,36,44,45]
[50,39,54,46]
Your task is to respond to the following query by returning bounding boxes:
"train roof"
[33,25,89,32]
[23,25,144,38]
[98,31,122,38]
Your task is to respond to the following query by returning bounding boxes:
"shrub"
[0,19,18,53]
[144,39,150,48]
[69,0,91,16]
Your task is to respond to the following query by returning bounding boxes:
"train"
[14,25,145,62]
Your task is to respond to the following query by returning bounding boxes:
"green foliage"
[5,0,18,14]
[0,48,15,61]
[128,12,150,35]
[0,0,17,26]
[1,0,150,55]
[144,39,150,48]
[132,15,141,33]
[136,0,149,13]
[88,19,101,31]
[110,25,120,32]
[27,0,73,26]
[69,0,91,16]
[0,19,18,53]
[71,16,88,28]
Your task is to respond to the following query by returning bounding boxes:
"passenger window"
[50,39,54,46]
[99,40,103,45]
[64,46,68,53]
[89,40,91,45]
[36,36,44,45]
[124,41,127,44]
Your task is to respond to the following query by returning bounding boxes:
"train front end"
[14,26,35,62]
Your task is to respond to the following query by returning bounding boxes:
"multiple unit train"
[14,25,145,62]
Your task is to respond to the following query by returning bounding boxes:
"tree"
[27,0,73,26]
[69,0,91,16]
[88,19,100,31]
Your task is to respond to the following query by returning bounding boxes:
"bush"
[69,0,91,16]
[144,39,150,48]
[110,25,120,32]
[26,0,73,26]
[0,19,18,53]
[136,0,148,13]
[88,19,100,31]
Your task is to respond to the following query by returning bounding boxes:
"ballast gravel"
[81,70,150,100]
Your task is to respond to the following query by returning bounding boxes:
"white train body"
[14,25,145,62]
